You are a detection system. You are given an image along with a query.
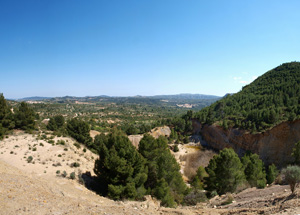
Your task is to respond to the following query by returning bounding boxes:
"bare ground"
[1,131,300,214]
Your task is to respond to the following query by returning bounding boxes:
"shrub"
[39,143,44,146]
[267,164,279,184]
[173,145,179,152]
[183,189,207,206]
[64,148,68,151]
[70,162,80,168]
[27,156,33,163]
[56,170,60,174]
[57,140,65,145]
[282,165,300,193]
[221,193,234,205]
[62,171,67,178]
[70,172,76,180]
[48,140,54,144]
[74,142,81,149]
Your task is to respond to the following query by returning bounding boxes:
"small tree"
[66,118,92,147]
[94,129,147,200]
[266,164,278,185]
[242,152,266,188]
[282,165,300,193]
[292,141,300,165]
[47,115,65,131]
[14,102,36,131]
[191,166,208,190]
[205,148,245,195]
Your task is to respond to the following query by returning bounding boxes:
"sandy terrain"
[1,131,300,214]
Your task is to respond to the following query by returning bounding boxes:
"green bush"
[74,142,81,149]
[27,156,33,163]
[62,171,67,178]
[56,140,65,145]
[70,162,80,168]
[173,145,179,152]
[70,172,76,180]
[282,165,300,193]
[267,164,278,184]
[183,189,207,206]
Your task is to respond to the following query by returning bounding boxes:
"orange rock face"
[201,119,300,167]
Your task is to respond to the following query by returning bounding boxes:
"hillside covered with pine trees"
[194,62,300,132]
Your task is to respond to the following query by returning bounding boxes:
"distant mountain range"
[17,94,221,101]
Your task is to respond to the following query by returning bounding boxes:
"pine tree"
[94,129,147,200]
[139,134,188,207]
[205,148,245,194]
[14,102,36,131]
[242,153,266,188]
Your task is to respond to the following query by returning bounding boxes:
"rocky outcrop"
[128,126,171,148]
[201,119,300,167]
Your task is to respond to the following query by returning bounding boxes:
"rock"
[201,119,300,167]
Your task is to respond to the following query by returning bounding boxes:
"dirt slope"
[1,131,300,214]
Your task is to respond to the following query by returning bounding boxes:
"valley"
[2,63,300,214]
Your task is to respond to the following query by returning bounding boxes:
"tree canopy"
[66,118,92,146]
[94,129,147,200]
[195,62,300,132]
[138,134,188,207]
[205,148,245,194]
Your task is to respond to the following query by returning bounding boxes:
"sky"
[1,0,300,99]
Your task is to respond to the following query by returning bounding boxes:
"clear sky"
[1,0,299,99]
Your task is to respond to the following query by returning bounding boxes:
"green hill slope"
[194,62,300,132]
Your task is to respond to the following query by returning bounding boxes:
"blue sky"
[1,0,299,99]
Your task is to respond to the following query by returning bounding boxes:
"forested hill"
[194,62,300,132]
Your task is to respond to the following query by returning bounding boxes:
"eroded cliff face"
[201,119,300,167]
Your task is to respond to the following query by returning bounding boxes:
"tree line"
[0,94,38,138]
